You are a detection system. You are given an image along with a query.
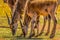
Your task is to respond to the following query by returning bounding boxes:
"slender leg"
[49,12,57,38]
[20,20,25,37]
[50,16,57,38]
[24,15,31,37]
[11,12,18,36]
[19,14,27,37]
[17,13,24,37]
[21,14,31,37]
[45,15,51,35]
[36,16,40,35]
[29,15,37,38]
[29,21,35,38]
[35,16,40,37]
[39,16,47,36]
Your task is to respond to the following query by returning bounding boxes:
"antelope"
[23,0,58,38]
[3,0,58,38]
[4,0,19,35]
[40,0,60,36]
[4,0,30,37]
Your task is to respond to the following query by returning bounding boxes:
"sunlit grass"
[0,27,60,40]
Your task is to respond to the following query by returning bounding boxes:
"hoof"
[28,33,35,38]
[50,34,55,39]
[35,33,43,37]
[45,33,49,36]
[38,32,43,36]
[35,35,38,37]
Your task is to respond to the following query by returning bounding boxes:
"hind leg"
[45,15,51,35]
[23,14,31,37]
[50,16,57,38]
[29,14,37,38]
[39,16,47,36]
[36,16,40,35]
[49,12,57,38]
[29,18,36,38]
[35,16,40,37]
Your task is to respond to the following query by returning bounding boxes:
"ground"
[0,16,60,40]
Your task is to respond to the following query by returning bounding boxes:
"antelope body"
[23,0,58,38]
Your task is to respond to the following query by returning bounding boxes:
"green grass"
[0,27,60,40]
[0,16,60,40]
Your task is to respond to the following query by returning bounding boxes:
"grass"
[0,14,60,40]
[0,16,60,40]
[0,26,60,40]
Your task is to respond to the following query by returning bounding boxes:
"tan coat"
[31,0,58,4]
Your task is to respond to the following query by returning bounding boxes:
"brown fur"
[25,0,58,38]
[4,0,58,38]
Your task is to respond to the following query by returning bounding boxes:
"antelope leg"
[45,15,51,35]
